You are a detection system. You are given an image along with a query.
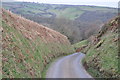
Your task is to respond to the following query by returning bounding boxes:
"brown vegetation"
[83,16,120,78]
[2,9,74,78]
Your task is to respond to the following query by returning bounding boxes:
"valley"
[1,1,120,79]
[3,2,117,43]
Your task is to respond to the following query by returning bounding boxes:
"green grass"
[2,11,75,78]
[84,31,119,77]
[79,17,120,77]
[78,6,116,12]
[73,40,89,49]
[48,7,85,20]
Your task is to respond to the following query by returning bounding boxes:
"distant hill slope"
[74,16,120,77]
[3,2,117,20]
[2,9,74,78]
[3,2,116,20]
[2,2,118,44]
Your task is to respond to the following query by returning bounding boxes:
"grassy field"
[48,7,85,20]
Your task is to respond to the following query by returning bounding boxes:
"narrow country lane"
[46,53,93,78]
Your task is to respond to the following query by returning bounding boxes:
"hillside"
[74,16,120,77]
[2,9,74,78]
[3,2,117,20]
[3,2,118,44]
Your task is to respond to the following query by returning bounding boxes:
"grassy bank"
[74,16,120,78]
[2,9,75,78]
[73,40,89,49]
[73,40,89,53]
[83,17,120,78]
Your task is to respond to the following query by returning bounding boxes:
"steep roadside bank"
[74,16,120,78]
[2,9,75,78]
